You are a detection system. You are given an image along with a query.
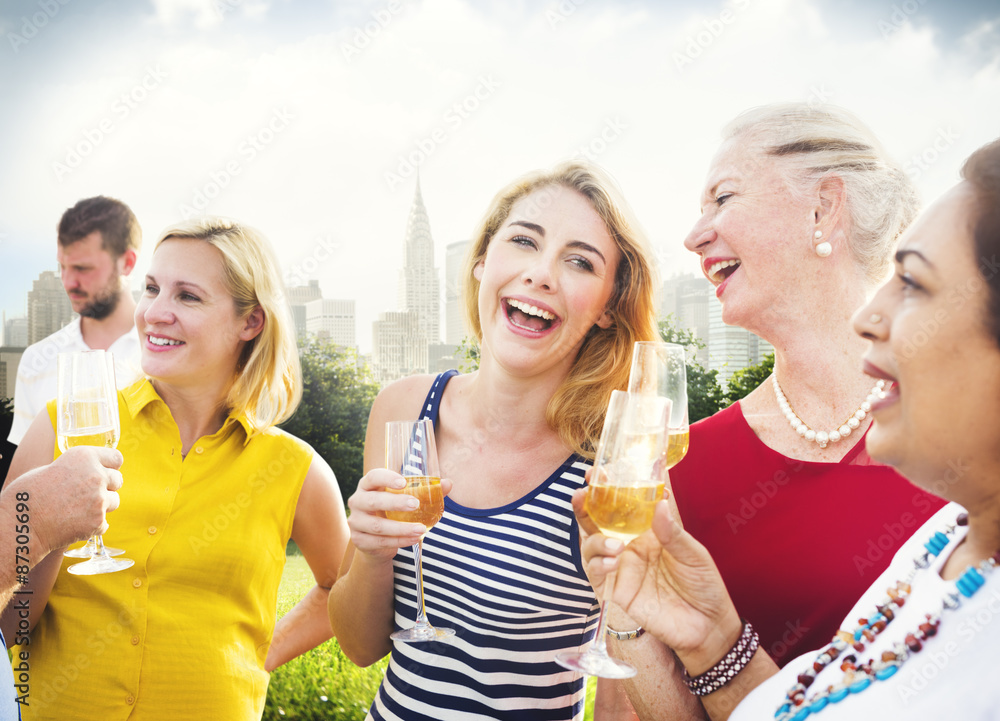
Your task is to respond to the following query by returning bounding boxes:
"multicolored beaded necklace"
[775,512,1000,721]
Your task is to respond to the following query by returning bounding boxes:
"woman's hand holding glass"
[573,488,743,675]
[346,468,442,560]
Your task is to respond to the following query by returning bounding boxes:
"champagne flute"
[384,419,455,642]
[629,341,690,468]
[56,350,134,575]
[62,351,126,560]
[556,390,670,678]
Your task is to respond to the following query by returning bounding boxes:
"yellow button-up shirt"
[18,379,312,720]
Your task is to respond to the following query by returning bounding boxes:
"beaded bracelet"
[681,620,759,697]
[606,626,645,641]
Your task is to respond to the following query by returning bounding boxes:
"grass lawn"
[265,554,597,720]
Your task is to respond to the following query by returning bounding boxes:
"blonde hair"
[724,103,919,284]
[154,218,301,432]
[462,161,659,459]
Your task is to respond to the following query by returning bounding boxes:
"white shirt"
[731,503,1000,720]
[7,318,142,445]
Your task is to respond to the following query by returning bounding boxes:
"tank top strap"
[418,369,459,424]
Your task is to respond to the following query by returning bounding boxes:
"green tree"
[455,336,480,373]
[722,352,775,406]
[280,338,380,502]
[657,316,726,422]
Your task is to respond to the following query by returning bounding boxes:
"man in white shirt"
[7,197,143,446]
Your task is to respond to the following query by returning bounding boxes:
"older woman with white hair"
[597,105,946,719]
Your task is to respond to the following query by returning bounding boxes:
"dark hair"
[57,196,141,259]
[961,138,1000,345]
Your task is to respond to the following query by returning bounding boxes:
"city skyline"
[2,0,999,354]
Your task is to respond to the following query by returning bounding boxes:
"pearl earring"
[814,230,832,258]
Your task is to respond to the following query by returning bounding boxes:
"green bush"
[264,555,387,720]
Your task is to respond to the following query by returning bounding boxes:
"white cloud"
[3,0,1000,352]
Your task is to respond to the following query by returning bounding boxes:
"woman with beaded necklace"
[581,136,1000,719]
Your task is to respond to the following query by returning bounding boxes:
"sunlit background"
[2,0,998,352]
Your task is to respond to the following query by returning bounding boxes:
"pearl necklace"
[775,512,1000,721]
[772,376,886,449]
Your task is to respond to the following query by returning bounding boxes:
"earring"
[814,230,832,257]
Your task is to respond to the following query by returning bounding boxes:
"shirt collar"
[122,378,253,446]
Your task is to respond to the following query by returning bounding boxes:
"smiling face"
[58,231,129,319]
[473,184,618,379]
[683,139,821,328]
[135,238,262,392]
[855,182,1000,492]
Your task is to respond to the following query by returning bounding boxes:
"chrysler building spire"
[399,173,440,343]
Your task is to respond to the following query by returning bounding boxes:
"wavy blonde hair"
[154,218,301,433]
[462,161,659,459]
[724,103,920,284]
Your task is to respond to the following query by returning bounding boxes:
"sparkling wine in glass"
[629,341,690,468]
[384,419,455,642]
[56,350,134,575]
[556,390,670,678]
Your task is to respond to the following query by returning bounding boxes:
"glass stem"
[590,566,618,658]
[93,535,112,561]
[411,540,430,629]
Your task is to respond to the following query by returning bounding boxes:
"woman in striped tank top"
[329,161,660,720]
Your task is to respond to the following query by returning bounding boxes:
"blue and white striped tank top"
[367,371,601,721]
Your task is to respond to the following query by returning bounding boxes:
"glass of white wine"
[556,390,670,678]
[629,341,689,468]
[384,419,455,642]
[56,350,134,576]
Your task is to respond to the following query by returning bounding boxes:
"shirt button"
[131,635,140,645]
[195,446,204,454]
[132,578,142,589]
[126,695,135,705]
[148,526,157,535]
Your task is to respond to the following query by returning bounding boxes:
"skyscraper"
[661,272,773,387]
[371,310,427,386]
[445,240,470,345]
[27,271,73,345]
[398,176,440,344]
[286,280,323,339]
[305,298,356,349]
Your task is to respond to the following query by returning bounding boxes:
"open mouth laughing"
[503,298,559,333]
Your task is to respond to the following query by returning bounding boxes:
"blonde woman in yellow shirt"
[2,218,350,720]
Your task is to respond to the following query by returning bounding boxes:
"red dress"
[670,402,945,666]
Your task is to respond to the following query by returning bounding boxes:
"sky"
[1,0,999,353]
